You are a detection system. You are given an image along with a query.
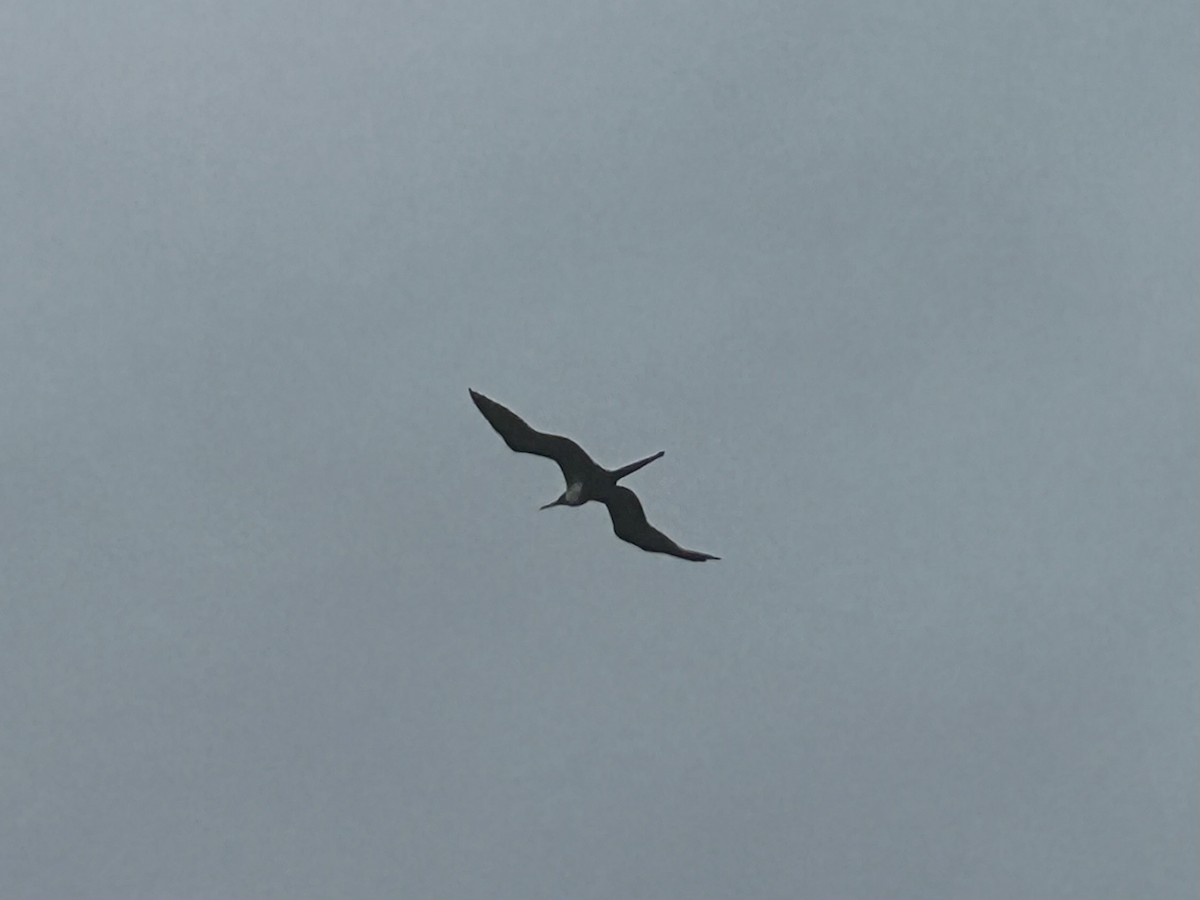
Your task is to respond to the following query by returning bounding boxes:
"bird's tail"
[610,451,665,482]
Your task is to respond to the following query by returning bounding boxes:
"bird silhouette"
[469,389,718,561]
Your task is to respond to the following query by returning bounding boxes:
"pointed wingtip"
[468,389,490,416]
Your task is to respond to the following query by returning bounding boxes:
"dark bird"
[469,389,719,561]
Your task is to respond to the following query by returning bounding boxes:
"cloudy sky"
[2,1,1196,897]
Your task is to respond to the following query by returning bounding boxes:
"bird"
[469,389,719,561]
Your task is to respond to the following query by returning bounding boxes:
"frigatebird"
[469,389,719,561]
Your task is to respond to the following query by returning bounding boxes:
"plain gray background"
[2,1,1196,898]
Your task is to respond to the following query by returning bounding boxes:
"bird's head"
[540,482,583,509]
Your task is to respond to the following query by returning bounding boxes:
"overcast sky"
[2,1,1196,898]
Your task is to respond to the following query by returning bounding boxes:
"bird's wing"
[469,389,599,485]
[600,486,719,561]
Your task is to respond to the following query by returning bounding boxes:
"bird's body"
[469,389,718,561]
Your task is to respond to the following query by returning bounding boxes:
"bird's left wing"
[469,389,598,484]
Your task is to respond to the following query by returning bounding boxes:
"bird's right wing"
[469,389,598,483]
[601,486,719,561]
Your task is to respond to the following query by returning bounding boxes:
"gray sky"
[2,1,1196,898]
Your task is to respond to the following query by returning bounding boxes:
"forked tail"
[610,450,665,482]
